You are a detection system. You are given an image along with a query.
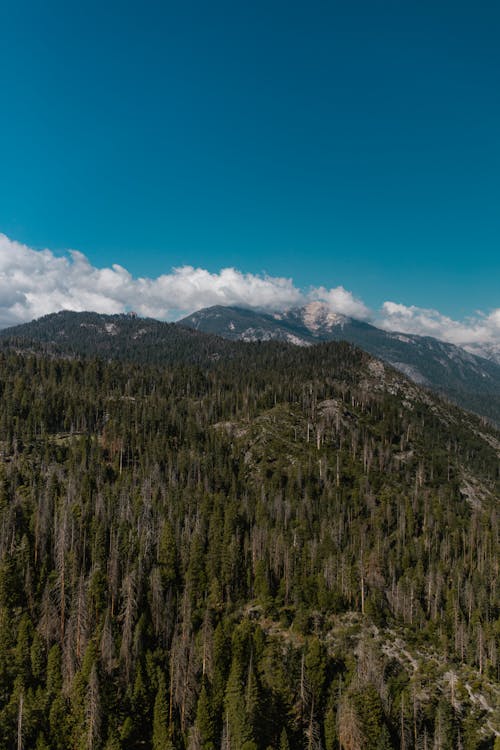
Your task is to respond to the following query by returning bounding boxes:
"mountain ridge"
[179,303,500,426]
[1,307,500,426]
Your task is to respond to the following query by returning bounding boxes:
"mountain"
[0,334,498,747]
[2,307,500,425]
[464,340,500,366]
[180,303,500,426]
[0,309,236,365]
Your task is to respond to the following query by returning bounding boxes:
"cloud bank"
[0,233,498,359]
[0,234,367,325]
[0,233,306,325]
[379,301,500,352]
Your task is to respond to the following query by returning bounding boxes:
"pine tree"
[195,679,215,749]
[224,655,253,748]
[153,671,170,750]
[305,637,327,727]
[324,704,337,750]
[279,727,291,750]
[433,698,456,750]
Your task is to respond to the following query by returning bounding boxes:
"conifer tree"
[224,654,253,748]
[152,671,170,750]
[279,727,290,750]
[195,679,215,749]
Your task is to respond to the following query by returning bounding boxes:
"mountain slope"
[179,304,317,344]
[0,341,498,747]
[2,307,500,425]
[464,340,500,366]
[180,303,500,425]
[0,309,236,365]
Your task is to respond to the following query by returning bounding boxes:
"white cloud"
[378,300,500,349]
[0,233,498,361]
[310,285,371,319]
[0,233,304,326]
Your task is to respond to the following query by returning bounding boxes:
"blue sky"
[0,0,498,334]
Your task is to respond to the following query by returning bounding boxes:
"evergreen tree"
[195,679,215,749]
[152,671,170,750]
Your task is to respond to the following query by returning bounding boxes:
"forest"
[0,338,498,749]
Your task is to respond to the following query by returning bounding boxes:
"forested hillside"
[179,304,500,427]
[0,342,498,749]
[0,311,233,365]
[3,308,500,426]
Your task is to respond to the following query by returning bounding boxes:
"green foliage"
[0,343,496,748]
[195,679,215,748]
[324,704,337,750]
[224,656,253,747]
[305,638,327,705]
[152,671,170,750]
[351,684,391,750]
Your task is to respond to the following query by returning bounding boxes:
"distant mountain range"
[1,305,499,426]
[179,302,500,425]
